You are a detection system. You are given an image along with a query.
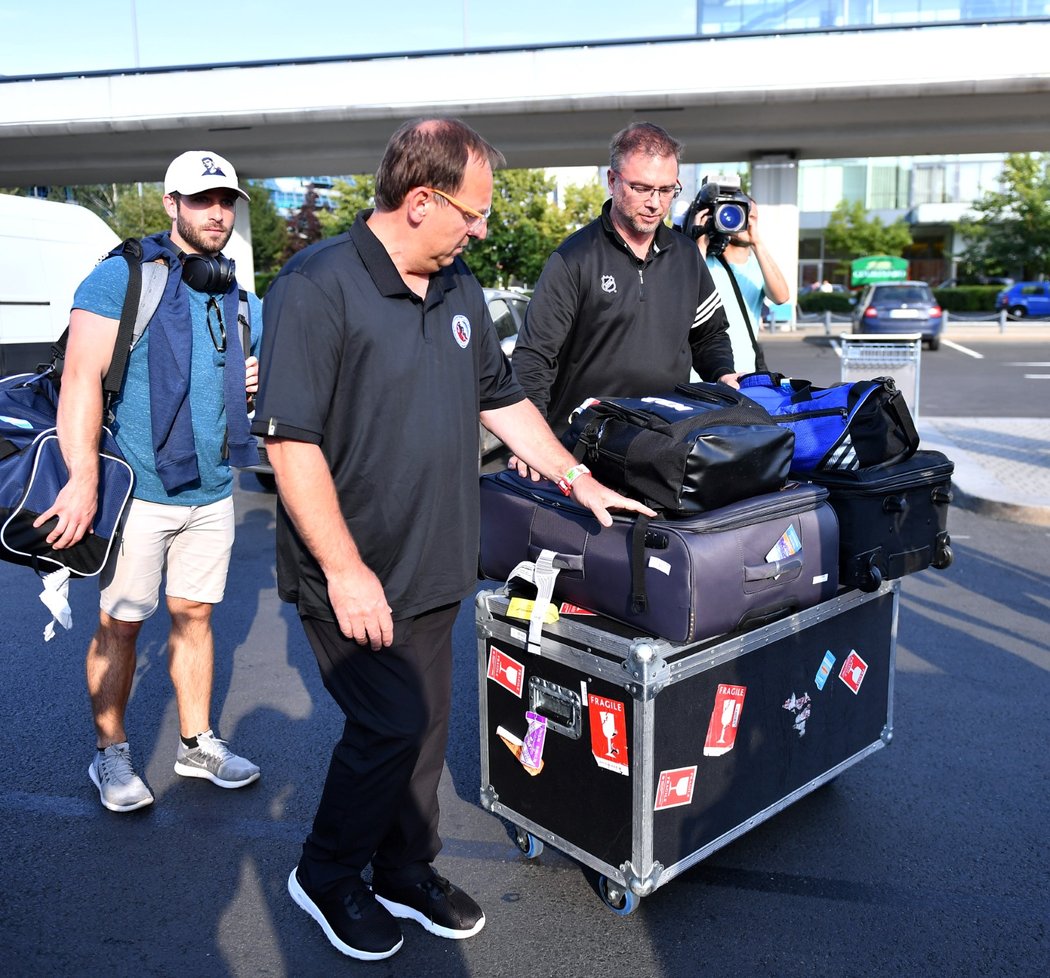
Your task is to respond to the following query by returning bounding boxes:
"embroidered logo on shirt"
[452,315,471,349]
[601,274,617,294]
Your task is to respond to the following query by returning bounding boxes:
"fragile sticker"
[487,645,524,698]
[839,650,868,694]
[703,683,746,756]
[654,766,697,811]
[588,693,629,776]
[558,602,597,616]
[814,650,836,691]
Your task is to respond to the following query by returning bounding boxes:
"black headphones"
[160,235,235,294]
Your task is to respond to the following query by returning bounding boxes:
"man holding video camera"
[512,122,737,438]
[686,176,790,374]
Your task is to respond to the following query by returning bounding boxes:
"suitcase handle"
[744,555,803,582]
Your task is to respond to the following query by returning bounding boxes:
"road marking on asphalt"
[1023,374,1050,379]
[942,338,983,358]
[1008,361,1050,366]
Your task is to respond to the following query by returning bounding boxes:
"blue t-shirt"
[72,257,263,505]
[706,251,766,374]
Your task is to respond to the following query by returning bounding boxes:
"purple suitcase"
[479,471,840,643]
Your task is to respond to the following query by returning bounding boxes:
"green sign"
[850,255,908,285]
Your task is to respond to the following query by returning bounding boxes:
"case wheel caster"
[598,876,639,915]
[932,540,953,570]
[515,829,543,859]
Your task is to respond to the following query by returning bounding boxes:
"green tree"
[561,178,607,234]
[108,183,169,239]
[469,169,569,288]
[318,175,376,236]
[823,199,913,266]
[245,181,286,295]
[957,152,1050,280]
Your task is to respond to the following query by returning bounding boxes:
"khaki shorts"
[100,496,236,621]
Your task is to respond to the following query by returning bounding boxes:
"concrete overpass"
[2,19,1046,290]
[2,21,1048,186]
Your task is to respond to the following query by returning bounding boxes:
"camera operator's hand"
[692,208,711,258]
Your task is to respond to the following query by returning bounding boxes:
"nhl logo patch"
[601,274,617,294]
[452,315,471,349]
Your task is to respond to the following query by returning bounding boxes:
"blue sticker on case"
[815,650,836,690]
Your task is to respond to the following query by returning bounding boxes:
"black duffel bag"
[564,382,795,515]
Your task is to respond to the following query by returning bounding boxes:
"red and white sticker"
[703,684,747,756]
[558,602,597,616]
[839,649,868,694]
[654,766,697,811]
[486,645,524,698]
[588,693,628,776]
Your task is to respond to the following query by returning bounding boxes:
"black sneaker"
[373,872,486,940]
[287,867,403,960]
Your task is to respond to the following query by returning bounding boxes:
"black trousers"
[298,602,458,896]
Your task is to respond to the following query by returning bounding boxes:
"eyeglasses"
[424,187,491,231]
[206,297,226,353]
[612,170,683,201]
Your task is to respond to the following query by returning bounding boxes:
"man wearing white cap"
[44,150,263,812]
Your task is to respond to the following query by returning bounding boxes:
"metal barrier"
[839,332,922,421]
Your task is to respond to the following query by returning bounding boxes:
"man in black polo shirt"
[254,118,652,962]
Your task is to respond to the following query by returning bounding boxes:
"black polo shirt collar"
[350,209,458,311]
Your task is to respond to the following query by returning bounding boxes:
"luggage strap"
[505,550,579,656]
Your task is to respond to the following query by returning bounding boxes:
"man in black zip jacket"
[513,122,738,438]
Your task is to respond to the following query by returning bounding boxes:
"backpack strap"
[101,238,146,416]
[130,261,169,349]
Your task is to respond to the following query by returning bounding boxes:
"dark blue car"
[996,282,1050,318]
[851,281,944,351]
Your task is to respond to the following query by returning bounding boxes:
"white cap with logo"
[164,150,250,201]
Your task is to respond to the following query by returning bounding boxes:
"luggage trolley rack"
[839,332,922,422]
[476,580,900,914]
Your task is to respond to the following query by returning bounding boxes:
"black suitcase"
[478,470,840,643]
[807,450,954,591]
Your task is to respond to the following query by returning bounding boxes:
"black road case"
[476,579,900,913]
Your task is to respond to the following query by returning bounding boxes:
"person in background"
[512,121,737,438]
[695,191,791,374]
[45,150,263,813]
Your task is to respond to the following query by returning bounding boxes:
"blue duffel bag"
[736,372,920,473]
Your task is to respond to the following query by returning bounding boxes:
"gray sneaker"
[174,730,260,789]
[88,743,154,813]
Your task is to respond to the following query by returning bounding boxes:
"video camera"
[678,175,751,258]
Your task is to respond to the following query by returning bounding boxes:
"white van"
[0,194,119,375]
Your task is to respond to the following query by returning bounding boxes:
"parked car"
[995,281,1050,318]
[250,287,530,489]
[851,281,944,350]
[479,288,529,458]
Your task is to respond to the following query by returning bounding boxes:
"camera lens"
[714,202,747,234]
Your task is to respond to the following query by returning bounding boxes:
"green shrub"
[797,292,854,314]
[932,286,1001,312]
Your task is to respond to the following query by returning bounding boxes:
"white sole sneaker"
[287,869,403,961]
[88,761,154,813]
[173,761,260,789]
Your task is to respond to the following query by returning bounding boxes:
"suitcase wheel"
[514,829,544,860]
[932,534,953,570]
[859,554,882,592]
[598,875,639,916]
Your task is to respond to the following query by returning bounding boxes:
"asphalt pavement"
[1,319,1048,978]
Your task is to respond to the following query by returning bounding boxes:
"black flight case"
[476,574,900,914]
